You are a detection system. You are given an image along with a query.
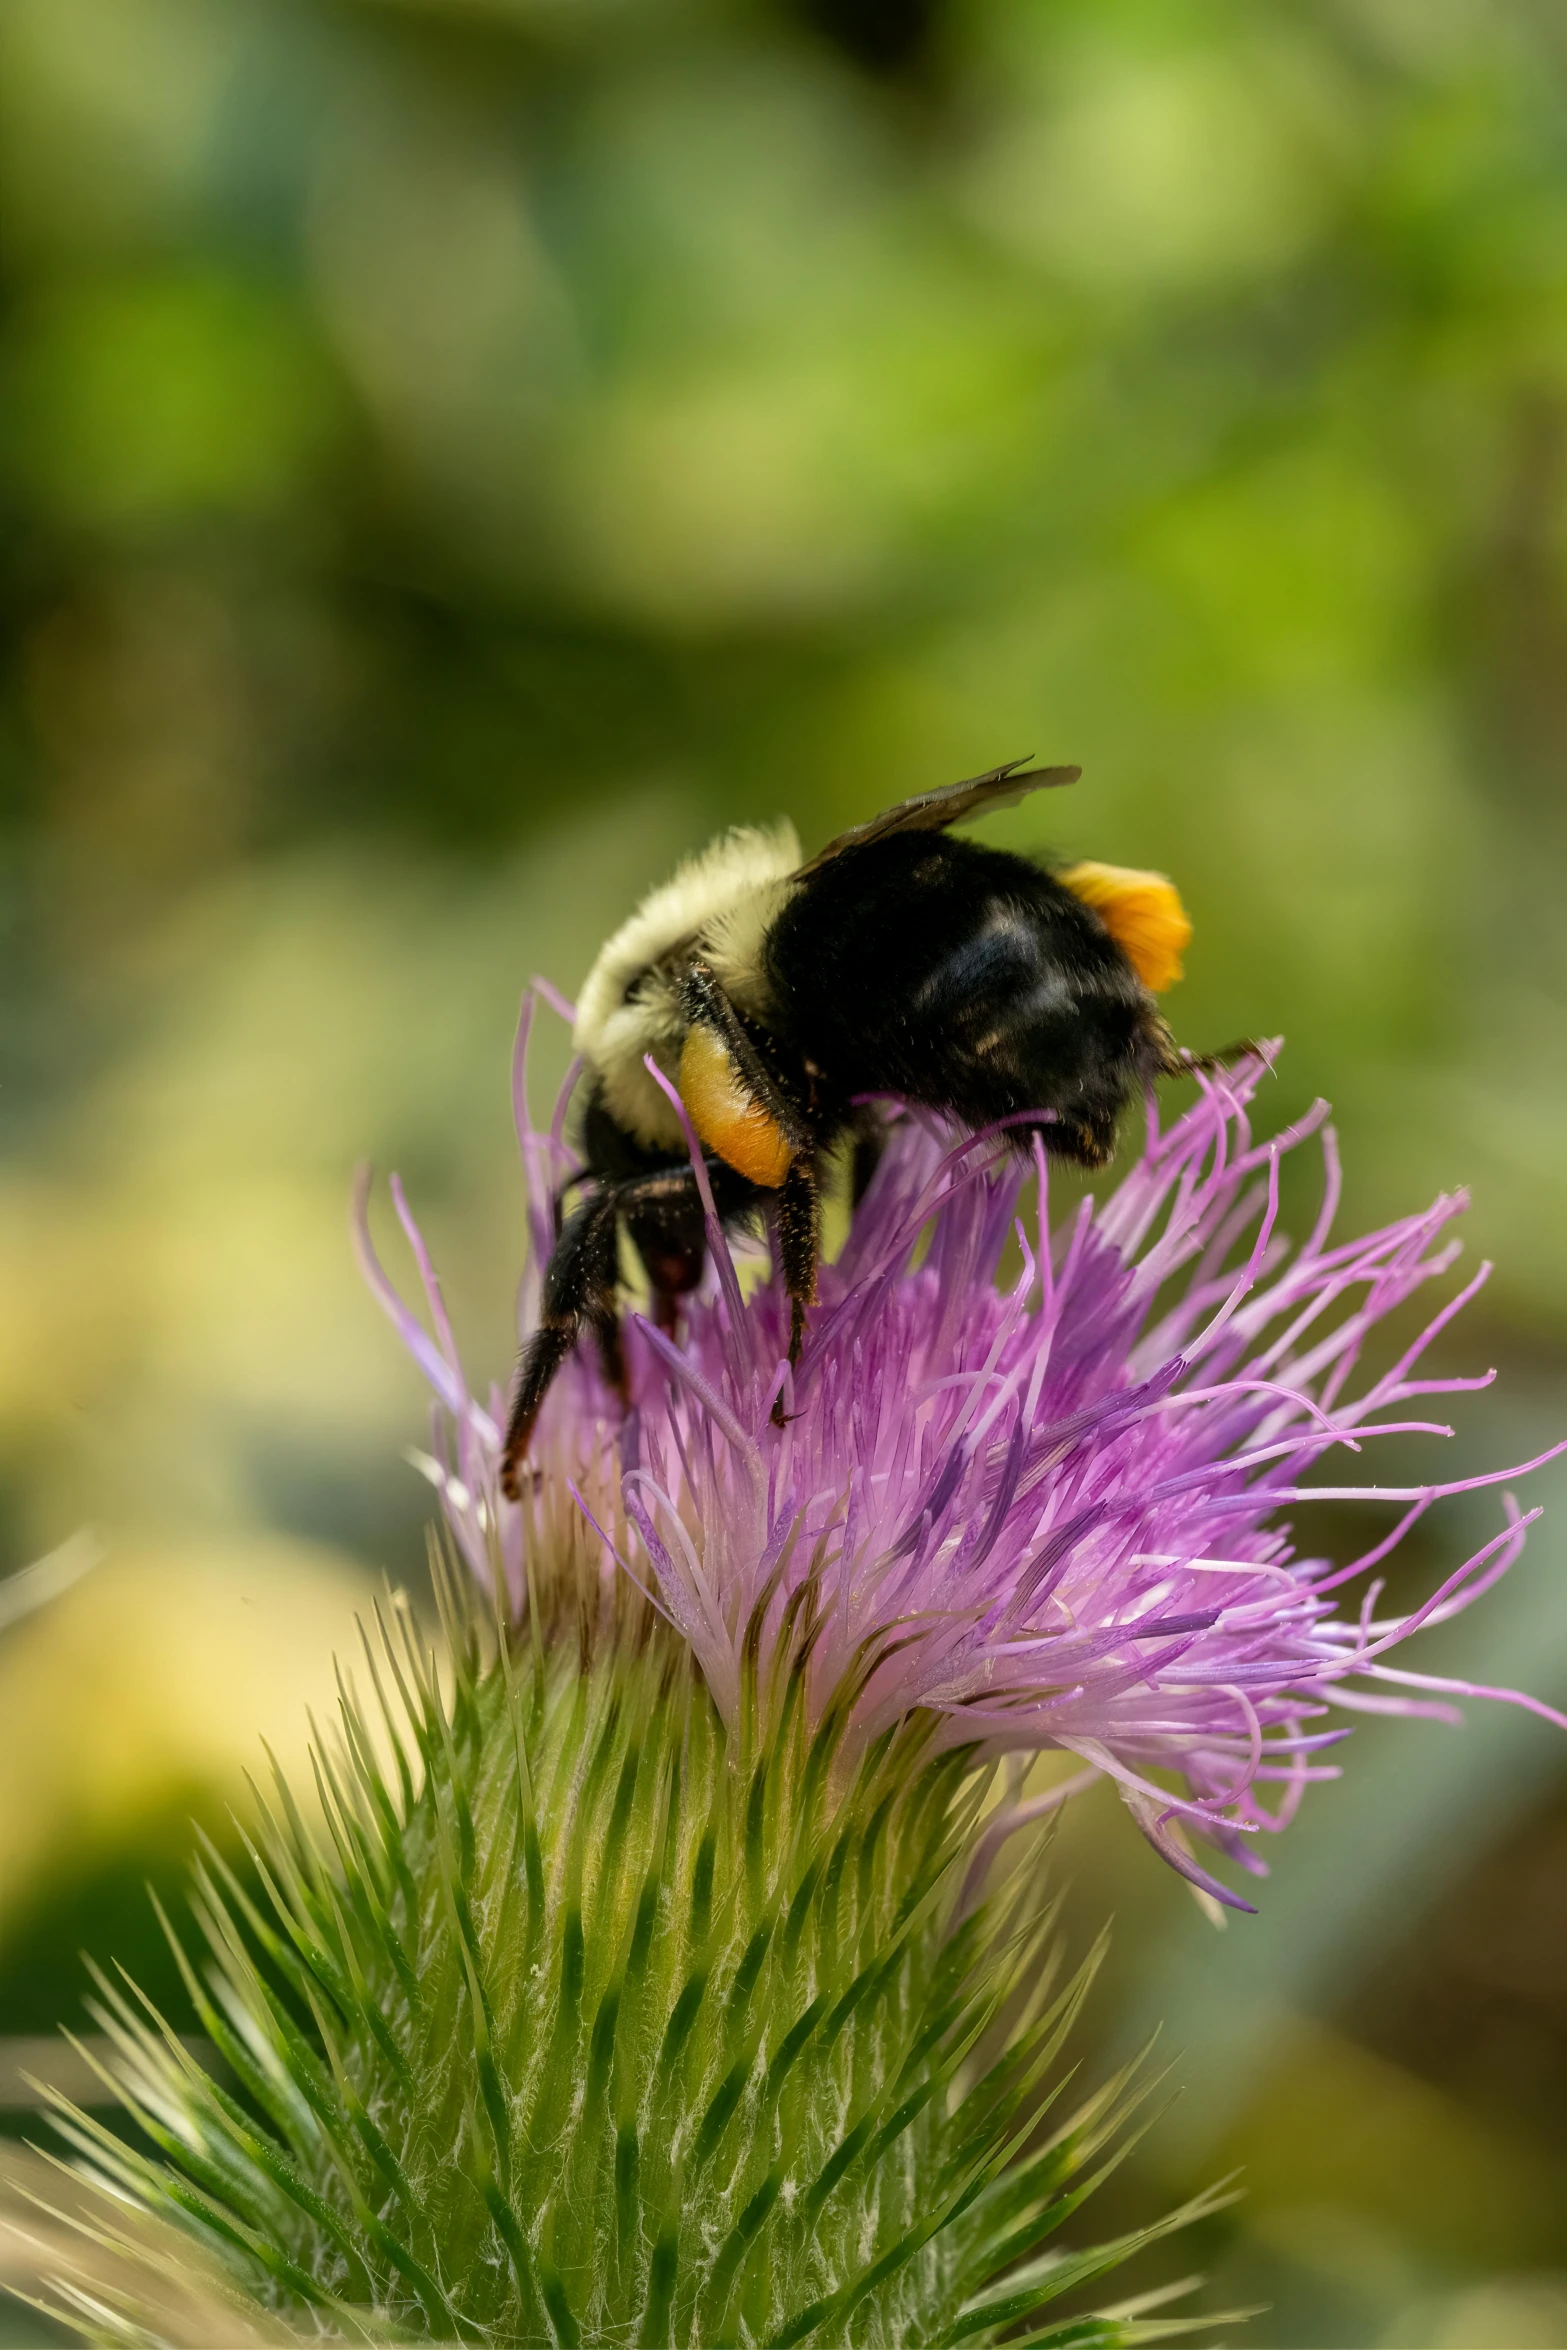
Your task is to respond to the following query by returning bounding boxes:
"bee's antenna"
[1144,1033,1265,1082]
[1172,1040,1266,1077]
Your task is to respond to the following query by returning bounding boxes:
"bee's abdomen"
[764,832,1143,1139]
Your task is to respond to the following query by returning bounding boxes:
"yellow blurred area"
[0,1539,375,1924]
[0,812,689,1546]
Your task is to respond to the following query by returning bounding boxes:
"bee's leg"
[592,1305,628,1405]
[501,1188,621,1500]
[679,962,815,1155]
[848,1103,887,1208]
[651,1290,682,1338]
[622,1164,711,1338]
[773,1155,820,1425]
[673,966,820,1424]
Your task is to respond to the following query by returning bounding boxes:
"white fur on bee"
[573,820,802,1148]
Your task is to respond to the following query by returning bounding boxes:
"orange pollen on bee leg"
[678,1025,794,1188]
[1057,861,1193,993]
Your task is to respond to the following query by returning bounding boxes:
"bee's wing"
[794,758,1080,877]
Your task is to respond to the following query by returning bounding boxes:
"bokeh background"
[2,0,1567,2342]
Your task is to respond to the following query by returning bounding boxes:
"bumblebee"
[500,760,1199,1497]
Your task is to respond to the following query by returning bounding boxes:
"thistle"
[32,1004,1560,2348]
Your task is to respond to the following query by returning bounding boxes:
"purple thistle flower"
[355,991,1566,1913]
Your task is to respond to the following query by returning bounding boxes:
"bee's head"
[1014,992,1209,1169]
[1026,861,1199,1164]
[999,980,1145,1168]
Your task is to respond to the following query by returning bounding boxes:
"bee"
[500,759,1202,1497]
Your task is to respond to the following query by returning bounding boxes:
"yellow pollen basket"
[678,1024,794,1188]
[1058,862,1192,993]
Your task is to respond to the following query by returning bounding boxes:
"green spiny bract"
[47,1558,1228,2349]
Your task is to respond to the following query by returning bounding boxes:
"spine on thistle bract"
[39,1552,1227,2349]
[37,1004,1558,2346]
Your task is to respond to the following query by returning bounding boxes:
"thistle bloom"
[360,997,1566,1915]
[43,1004,1563,2350]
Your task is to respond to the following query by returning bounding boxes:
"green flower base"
[46,1561,1230,2347]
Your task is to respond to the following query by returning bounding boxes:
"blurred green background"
[2,0,1567,2342]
